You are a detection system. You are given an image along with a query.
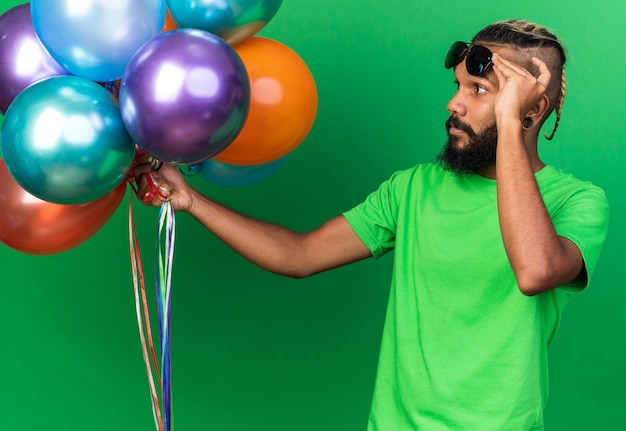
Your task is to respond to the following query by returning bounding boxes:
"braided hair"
[472,20,567,140]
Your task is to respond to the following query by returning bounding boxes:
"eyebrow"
[480,73,497,86]
[454,69,495,87]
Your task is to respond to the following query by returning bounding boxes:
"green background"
[1,0,624,430]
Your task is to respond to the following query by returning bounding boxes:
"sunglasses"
[445,41,493,76]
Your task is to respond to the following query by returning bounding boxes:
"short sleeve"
[343,170,409,259]
[553,186,610,291]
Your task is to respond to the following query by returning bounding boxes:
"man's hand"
[491,53,551,123]
[132,156,194,212]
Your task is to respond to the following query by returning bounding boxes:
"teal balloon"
[196,156,288,187]
[1,76,135,204]
[31,0,166,82]
[167,0,283,45]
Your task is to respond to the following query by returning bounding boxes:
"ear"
[525,94,551,125]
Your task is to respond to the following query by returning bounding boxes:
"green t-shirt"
[343,163,609,431]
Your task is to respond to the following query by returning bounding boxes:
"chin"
[448,134,469,149]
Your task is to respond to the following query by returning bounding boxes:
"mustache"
[446,116,476,137]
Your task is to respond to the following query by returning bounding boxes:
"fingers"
[492,53,551,88]
[131,154,189,209]
[532,56,551,87]
[492,53,552,121]
[133,163,154,180]
[133,160,174,206]
[141,155,163,171]
[492,54,534,85]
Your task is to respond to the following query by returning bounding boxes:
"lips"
[448,126,466,136]
[446,116,474,136]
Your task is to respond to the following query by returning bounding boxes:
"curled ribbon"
[143,172,170,204]
[128,183,176,431]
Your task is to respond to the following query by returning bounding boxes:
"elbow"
[288,264,325,279]
[513,256,584,296]
[513,265,560,296]
[269,264,316,280]
[281,262,330,279]
[286,271,310,280]
[516,281,544,297]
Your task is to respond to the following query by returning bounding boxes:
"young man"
[134,20,609,431]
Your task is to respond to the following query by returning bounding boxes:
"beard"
[437,116,498,175]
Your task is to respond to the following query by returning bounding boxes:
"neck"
[479,139,545,180]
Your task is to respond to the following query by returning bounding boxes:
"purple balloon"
[0,3,71,114]
[120,29,250,165]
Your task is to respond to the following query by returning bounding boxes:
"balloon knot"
[179,164,202,177]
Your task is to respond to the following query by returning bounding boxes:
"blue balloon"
[1,76,135,204]
[31,0,166,82]
[196,156,288,187]
[167,0,283,45]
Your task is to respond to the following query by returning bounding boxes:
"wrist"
[180,188,198,214]
[495,108,520,122]
[496,113,524,131]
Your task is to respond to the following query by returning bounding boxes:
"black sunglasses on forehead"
[445,41,493,76]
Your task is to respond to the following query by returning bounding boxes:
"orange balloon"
[0,160,126,255]
[162,8,178,32]
[214,36,318,166]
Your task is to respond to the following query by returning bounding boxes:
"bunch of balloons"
[0,0,318,254]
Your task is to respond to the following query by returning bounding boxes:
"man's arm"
[133,161,372,278]
[492,54,583,296]
[494,120,583,295]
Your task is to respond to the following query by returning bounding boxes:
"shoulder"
[538,166,610,235]
[386,162,447,185]
[538,165,608,205]
[347,162,444,213]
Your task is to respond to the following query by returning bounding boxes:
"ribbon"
[128,185,176,431]
[156,198,175,430]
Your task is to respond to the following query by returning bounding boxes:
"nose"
[447,90,467,117]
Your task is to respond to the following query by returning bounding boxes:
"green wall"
[1,1,624,430]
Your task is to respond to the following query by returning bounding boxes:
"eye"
[474,84,487,94]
